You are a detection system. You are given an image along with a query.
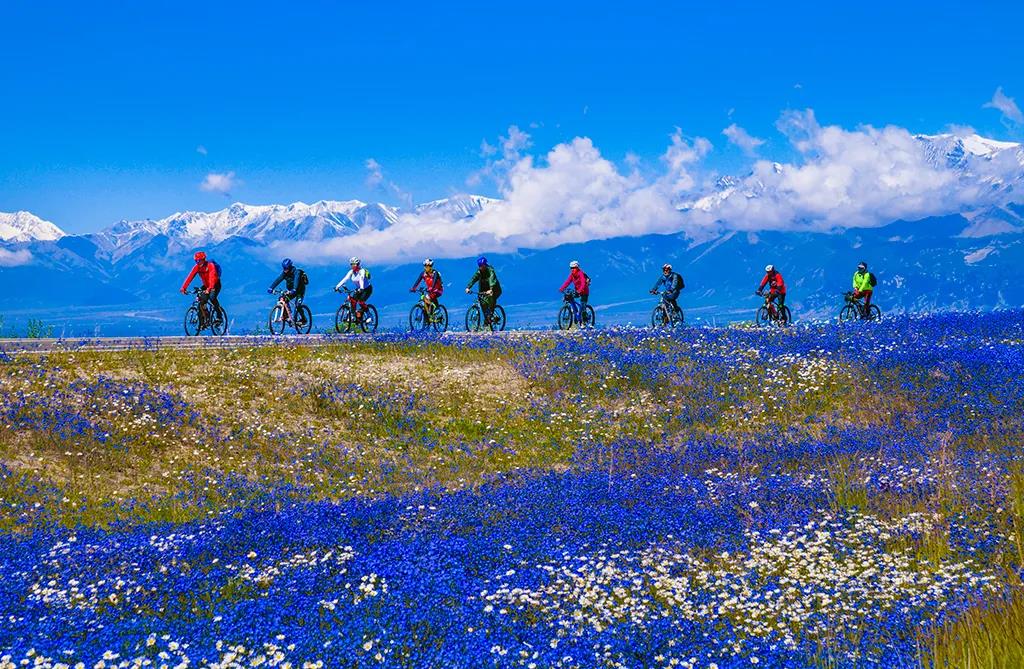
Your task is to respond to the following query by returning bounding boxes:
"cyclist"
[410,258,444,317]
[559,260,591,324]
[267,258,309,316]
[649,263,684,315]
[465,256,502,325]
[852,261,876,317]
[756,264,787,311]
[180,251,222,325]
[335,257,373,319]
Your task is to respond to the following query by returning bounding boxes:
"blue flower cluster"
[0,311,1022,668]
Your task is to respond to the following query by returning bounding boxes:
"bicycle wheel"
[359,304,378,333]
[867,305,881,322]
[210,307,228,335]
[583,305,596,328]
[491,305,506,331]
[652,305,670,328]
[184,306,200,336]
[432,305,449,333]
[269,305,287,335]
[295,305,312,334]
[465,304,483,332]
[409,304,427,331]
[756,306,771,326]
[779,305,792,326]
[672,307,684,328]
[335,304,352,333]
[839,304,858,322]
[557,304,574,330]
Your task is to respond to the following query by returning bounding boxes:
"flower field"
[1,312,1023,668]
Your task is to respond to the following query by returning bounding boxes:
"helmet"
[569,260,579,269]
[349,256,361,266]
[662,263,672,272]
[765,264,775,273]
[423,258,434,267]
[857,261,868,270]
[281,258,293,270]
[477,256,488,267]
[194,251,207,263]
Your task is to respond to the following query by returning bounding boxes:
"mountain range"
[1,134,1021,335]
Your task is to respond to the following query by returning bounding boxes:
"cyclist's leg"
[579,293,589,323]
[209,283,222,312]
[481,293,495,322]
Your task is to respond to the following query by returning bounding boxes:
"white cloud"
[280,109,1024,265]
[984,86,1023,125]
[697,112,1003,232]
[365,158,412,209]
[284,137,696,264]
[0,248,32,267]
[722,123,765,156]
[661,129,712,193]
[199,171,238,196]
[196,145,208,156]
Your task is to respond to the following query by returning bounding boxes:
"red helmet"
[194,251,207,263]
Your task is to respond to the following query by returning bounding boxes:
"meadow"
[1,312,1023,668]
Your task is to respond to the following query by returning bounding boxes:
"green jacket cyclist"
[465,256,502,324]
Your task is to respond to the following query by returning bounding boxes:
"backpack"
[583,272,591,287]
[211,260,222,280]
[869,272,878,287]
[297,269,309,287]
[674,272,684,290]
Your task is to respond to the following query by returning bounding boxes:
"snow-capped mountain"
[87,200,403,262]
[414,195,501,219]
[0,211,65,242]
[916,133,1023,170]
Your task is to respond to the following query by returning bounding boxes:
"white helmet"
[569,260,579,268]
[423,258,433,266]
[765,264,775,273]
[349,256,361,265]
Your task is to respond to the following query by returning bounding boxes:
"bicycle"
[558,290,595,330]
[465,291,506,332]
[409,288,449,332]
[184,287,227,336]
[649,291,684,329]
[334,286,378,333]
[755,292,791,327]
[839,291,881,322]
[268,290,312,335]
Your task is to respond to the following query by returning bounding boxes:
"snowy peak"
[415,194,500,218]
[916,133,1023,170]
[0,211,66,242]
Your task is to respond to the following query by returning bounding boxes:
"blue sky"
[1,0,1022,234]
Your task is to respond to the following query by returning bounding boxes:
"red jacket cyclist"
[559,260,591,324]
[410,258,444,314]
[180,251,223,321]
[756,264,787,308]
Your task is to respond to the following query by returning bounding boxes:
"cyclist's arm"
[269,272,285,291]
[559,275,572,292]
[466,268,481,291]
[335,270,353,291]
[411,272,423,291]
[651,277,664,293]
[758,275,770,291]
[180,264,199,292]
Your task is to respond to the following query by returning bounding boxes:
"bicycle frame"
[273,292,294,324]
[563,292,582,319]
[191,287,212,326]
